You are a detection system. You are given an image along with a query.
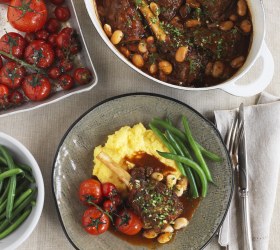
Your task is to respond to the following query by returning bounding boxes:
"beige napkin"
[209,92,280,250]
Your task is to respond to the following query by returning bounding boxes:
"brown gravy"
[109,152,201,248]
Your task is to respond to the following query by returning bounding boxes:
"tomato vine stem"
[0,50,44,73]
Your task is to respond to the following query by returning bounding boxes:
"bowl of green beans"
[0,132,44,250]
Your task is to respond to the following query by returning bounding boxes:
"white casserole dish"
[85,0,274,97]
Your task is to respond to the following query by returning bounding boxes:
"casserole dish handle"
[221,42,274,97]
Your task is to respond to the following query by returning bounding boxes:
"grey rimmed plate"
[52,93,233,250]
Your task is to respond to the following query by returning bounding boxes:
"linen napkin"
[209,92,280,250]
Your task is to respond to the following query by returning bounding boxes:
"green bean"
[182,116,213,182]
[14,189,33,210]
[157,151,208,197]
[152,118,185,140]
[0,208,32,239]
[149,123,186,176]
[152,118,222,162]
[0,179,10,205]
[165,130,199,198]
[0,168,23,181]
[0,156,6,166]
[0,200,7,214]
[0,189,36,222]
[196,143,222,162]
[0,146,17,220]
[16,163,32,173]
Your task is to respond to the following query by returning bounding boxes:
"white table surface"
[0,0,279,249]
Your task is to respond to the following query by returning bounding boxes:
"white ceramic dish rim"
[0,132,45,250]
[85,0,274,97]
[52,92,234,250]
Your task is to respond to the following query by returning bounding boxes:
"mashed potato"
[93,123,181,193]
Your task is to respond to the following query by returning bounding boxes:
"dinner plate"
[52,93,233,250]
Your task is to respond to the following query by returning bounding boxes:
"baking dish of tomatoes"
[0,0,97,117]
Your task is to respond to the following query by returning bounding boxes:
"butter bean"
[161,225,174,233]
[186,19,201,28]
[132,54,144,68]
[231,56,245,69]
[166,174,177,188]
[237,0,247,16]
[212,61,225,78]
[157,232,173,244]
[175,46,189,63]
[174,217,189,230]
[143,229,158,239]
[120,46,130,58]
[240,19,252,33]
[159,61,173,75]
[205,62,213,76]
[138,40,148,53]
[111,30,124,45]
[103,24,112,37]
[219,21,234,31]
[151,172,163,181]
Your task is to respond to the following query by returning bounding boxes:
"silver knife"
[238,103,253,250]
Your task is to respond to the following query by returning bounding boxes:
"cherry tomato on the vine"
[59,59,73,73]
[22,74,51,101]
[8,0,48,32]
[102,183,117,198]
[58,74,74,90]
[82,207,110,235]
[0,62,26,89]
[24,40,54,68]
[35,29,49,40]
[0,32,26,59]
[48,34,58,47]
[79,179,103,205]
[73,68,92,85]
[56,27,73,48]
[103,200,117,213]
[8,90,23,104]
[115,210,143,235]
[45,18,61,34]
[55,6,71,22]
[48,67,61,79]
[0,84,9,100]
[0,56,2,69]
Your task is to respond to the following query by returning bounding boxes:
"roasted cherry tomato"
[0,56,2,69]
[56,27,73,48]
[82,207,110,235]
[55,48,65,59]
[54,6,71,22]
[45,18,61,34]
[0,62,26,89]
[73,68,92,85]
[0,32,26,59]
[79,179,103,205]
[22,74,51,101]
[8,0,48,32]
[50,0,65,5]
[8,90,23,104]
[24,40,54,68]
[0,84,9,100]
[59,59,73,73]
[47,34,58,47]
[35,29,49,40]
[102,183,117,198]
[48,67,61,79]
[110,194,122,206]
[115,209,143,235]
[103,200,117,213]
[58,74,74,90]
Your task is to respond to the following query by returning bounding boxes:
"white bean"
[174,184,184,197]
[151,172,164,181]
[111,30,124,45]
[174,217,189,230]
[103,24,112,37]
[143,229,158,239]
[166,174,177,188]
[161,225,174,233]
[157,232,173,244]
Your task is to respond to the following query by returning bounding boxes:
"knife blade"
[238,103,253,250]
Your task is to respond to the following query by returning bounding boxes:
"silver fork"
[218,112,244,249]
